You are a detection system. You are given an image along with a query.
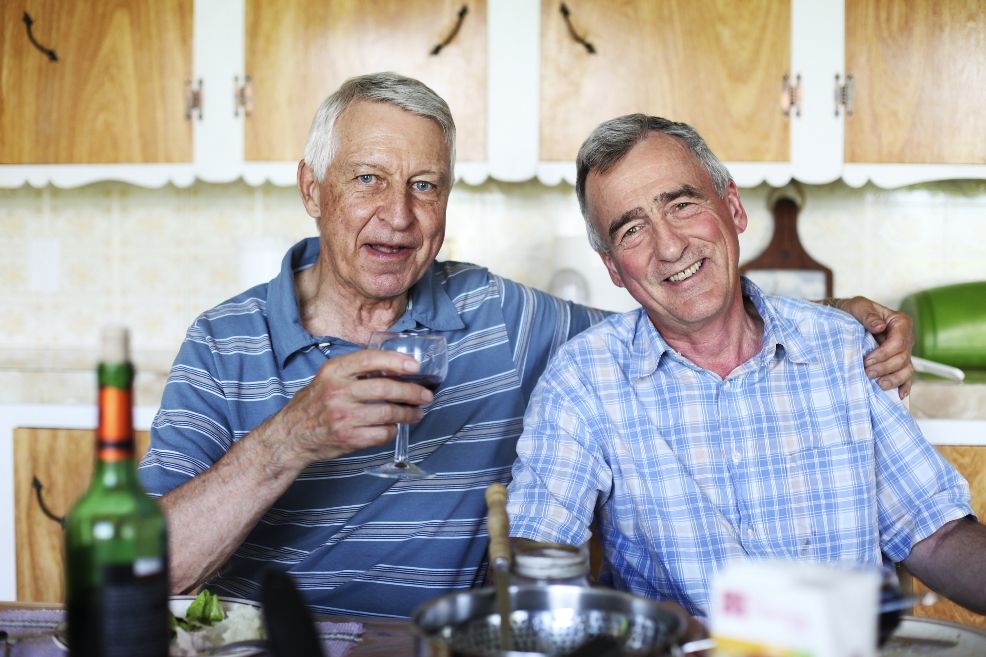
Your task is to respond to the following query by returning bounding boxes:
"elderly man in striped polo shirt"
[139,73,916,618]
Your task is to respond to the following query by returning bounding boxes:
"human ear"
[600,252,625,288]
[297,160,322,219]
[726,181,748,234]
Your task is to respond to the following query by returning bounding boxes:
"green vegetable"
[169,589,226,635]
[186,589,226,624]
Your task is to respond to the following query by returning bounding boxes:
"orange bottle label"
[97,387,134,462]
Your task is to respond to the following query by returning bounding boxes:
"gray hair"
[303,72,456,182]
[575,114,732,252]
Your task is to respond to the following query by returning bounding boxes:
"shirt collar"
[741,277,815,366]
[623,276,815,380]
[268,237,465,367]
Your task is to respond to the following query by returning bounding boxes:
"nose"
[651,216,687,261]
[380,186,414,230]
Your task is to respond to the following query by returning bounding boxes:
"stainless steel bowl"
[411,585,687,657]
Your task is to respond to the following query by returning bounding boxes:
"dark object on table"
[564,634,623,657]
[261,569,324,657]
[878,578,906,646]
[875,564,910,647]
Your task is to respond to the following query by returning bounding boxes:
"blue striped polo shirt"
[138,236,606,618]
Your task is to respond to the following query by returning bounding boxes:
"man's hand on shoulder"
[826,296,915,399]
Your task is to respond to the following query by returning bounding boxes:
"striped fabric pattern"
[507,278,972,618]
[138,237,606,618]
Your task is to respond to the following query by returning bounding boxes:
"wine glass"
[365,331,448,479]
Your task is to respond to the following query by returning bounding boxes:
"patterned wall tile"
[0,177,983,409]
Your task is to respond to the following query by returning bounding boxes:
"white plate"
[53,595,265,656]
[880,616,986,657]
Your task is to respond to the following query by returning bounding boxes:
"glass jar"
[512,540,591,587]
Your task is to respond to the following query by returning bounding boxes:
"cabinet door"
[539,0,790,163]
[13,428,151,603]
[245,0,487,163]
[0,0,193,164]
[845,0,986,164]
[906,445,986,630]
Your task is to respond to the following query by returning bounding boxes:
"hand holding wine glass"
[365,331,448,479]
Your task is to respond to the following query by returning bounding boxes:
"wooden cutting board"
[739,187,833,299]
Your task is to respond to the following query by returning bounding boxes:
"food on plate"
[170,590,265,656]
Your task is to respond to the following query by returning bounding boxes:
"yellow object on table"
[710,560,879,657]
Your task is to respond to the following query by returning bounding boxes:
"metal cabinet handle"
[560,3,596,54]
[22,12,58,62]
[32,476,65,528]
[431,5,469,56]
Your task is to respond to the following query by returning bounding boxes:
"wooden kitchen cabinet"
[844,0,985,165]
[0,0,982,188]
[244,0,487,163]
[538,0,791,164]
[536,0,985,184]
[13,427,150,602]
[0,0,194,164]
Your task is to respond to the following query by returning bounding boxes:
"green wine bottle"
[64,326,170,657]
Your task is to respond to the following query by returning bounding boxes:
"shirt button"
[746,528,755,539]
[732,450,742,463]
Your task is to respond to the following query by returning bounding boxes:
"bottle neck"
[94,361,136,483]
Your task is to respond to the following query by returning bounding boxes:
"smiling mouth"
[368,243,411,255]
[666,258,705,283]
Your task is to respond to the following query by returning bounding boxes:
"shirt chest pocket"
[779,398,871,454]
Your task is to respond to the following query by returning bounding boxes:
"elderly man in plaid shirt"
[506,114,986,619]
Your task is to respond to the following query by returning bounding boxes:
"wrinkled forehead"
[336,100,443,139]
[587,135,702,213]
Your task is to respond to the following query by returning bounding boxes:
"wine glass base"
[366,461,436,480]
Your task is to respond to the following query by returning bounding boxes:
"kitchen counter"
[910,377,986,422]
[908,376,986,446]
[0,348,171,408]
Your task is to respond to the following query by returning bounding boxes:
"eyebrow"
[607,208,645,242]
[605,184,706,243]
[657,184,704,205]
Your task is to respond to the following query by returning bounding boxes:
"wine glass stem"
[394,423,410,466]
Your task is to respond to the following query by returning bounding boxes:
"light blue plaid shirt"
[507,279,971,618]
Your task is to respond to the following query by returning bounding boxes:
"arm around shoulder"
[823,295,915,398]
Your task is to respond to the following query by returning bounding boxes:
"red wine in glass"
[364,372,443,392]
[365,332,448,479]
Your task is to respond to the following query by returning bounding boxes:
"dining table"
[7,600,986,657]
[0,600,416,657]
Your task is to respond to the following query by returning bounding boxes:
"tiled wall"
[1,178,984,405]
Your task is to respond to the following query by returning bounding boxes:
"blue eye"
[413,181,436,192]
[357,174,376,184]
